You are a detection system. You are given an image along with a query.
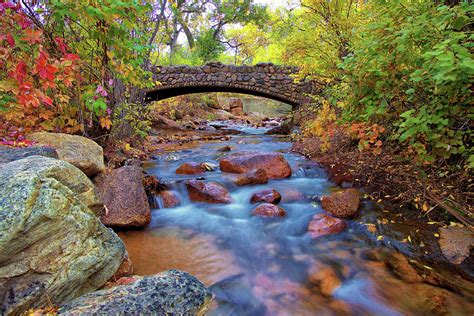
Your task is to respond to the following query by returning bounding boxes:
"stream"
[119,121,474,315]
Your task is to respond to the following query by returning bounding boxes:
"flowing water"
[119,121,474,316]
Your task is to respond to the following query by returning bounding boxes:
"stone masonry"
[145,62,316,108]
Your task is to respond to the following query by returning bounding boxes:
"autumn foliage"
[0,2,84,145]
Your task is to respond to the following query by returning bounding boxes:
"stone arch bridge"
[145,62,317,108]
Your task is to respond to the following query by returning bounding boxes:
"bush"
[340,2,473,167]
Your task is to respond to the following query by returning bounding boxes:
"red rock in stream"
[252,203,286,218]
[321,188,360,218]
[220,152,291,179]
[185,179,233,204]
[234,168,268,186]
[250,189,281,204]
[307,214,346,239]
[160,190,180,208]
[176,162,206,175]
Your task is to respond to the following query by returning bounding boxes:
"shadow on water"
[118,121,474,315]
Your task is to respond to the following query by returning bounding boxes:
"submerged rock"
[234,168,268,186]
[308,264,342,297]
[220,152,292,179]
[280,188,305,203]
[218,145,232,152]
[0,156,125,315]
[28,132,105,177]
[307,213,346,239]
[176,162,206,175]
[250,189,282,204]
[252,203,286,218]
[438,227,473,265]
[186,179,233,204]
[94,165,151,227]
[0,145,58,164]
[59,270,212,315]
[321,189,360,218]
[160,190,181,208]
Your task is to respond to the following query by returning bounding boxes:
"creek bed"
[119,122,474,315]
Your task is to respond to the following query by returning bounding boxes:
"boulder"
[265,123,291,135]
[234,169,268,186]
[59,270,212,315]
[220,152,292,179]
[149,113,185,131]
[321,189,360,218]
[250,189,281,204]
[438,227,473,265]
[307,213,346,239]
[186,179,233,204]
[94,166,151,228]
[176,162,206,175]
[0,145,58,164]
[0,156,125,315]
[160,190,181,208]
[228,98,244,116]
[28,132,105,177]
[252,203,286,218]
[110,250,134,281]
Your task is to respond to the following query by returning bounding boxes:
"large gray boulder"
[28,132,105,177]
[0,145,58,164]
[59,270,212,315]
[0,156,125,315]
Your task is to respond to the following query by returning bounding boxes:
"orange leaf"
[99,116,112,130]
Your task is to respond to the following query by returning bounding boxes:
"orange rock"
[220,152,291,179]
[250,189,281,204]
[175,162,206,175]
[234,168,268,186]
[307,213,346,239]
[252,203,286,217]
[160,190,180,208]
[308,265,341,297]
[185,179,233,204]
[321,188,360,218]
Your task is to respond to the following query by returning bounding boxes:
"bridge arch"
[145,62,315,107]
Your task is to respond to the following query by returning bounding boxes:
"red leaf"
[64,53,80,62]
[54,36,69,54]
[6,34,14,47]
[8,61,27,83]
[41,95,53,106]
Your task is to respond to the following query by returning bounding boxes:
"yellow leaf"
[422,202,429,212]
[124,143,131,151]
[99,117,112,130]
[377,235,384,241]
[434,233,440,238]
[407,235,412,243]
